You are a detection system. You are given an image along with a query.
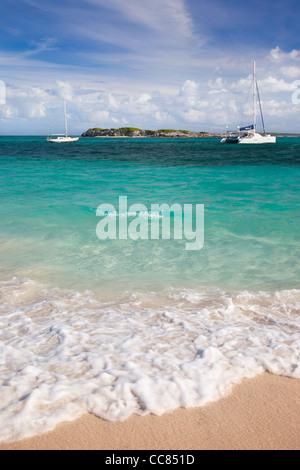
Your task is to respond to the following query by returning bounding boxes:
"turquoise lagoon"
[0,136,299,442]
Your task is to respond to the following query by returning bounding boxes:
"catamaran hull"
[221,133,276,144]
[238,134,276,144]
[221,137,239,144]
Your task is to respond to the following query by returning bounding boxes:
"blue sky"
[0,0,299,134]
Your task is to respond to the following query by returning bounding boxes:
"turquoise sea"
[0,136,300,442]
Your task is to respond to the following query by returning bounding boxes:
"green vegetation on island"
[118,127,142,133]
[82,128,225,138]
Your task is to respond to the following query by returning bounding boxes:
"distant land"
[272,133,300,136]
[81,127,226,138]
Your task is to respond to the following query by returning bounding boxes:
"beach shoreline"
[1,372,299,450]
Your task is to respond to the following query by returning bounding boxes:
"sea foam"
[0,277,299,443]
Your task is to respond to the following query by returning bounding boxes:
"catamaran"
[221,62,276,144]
[47,100,79,143]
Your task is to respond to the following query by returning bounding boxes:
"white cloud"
[280,66,300,79]
[0,76,294,133]
[181,109,206,123]
[0,105,15,119]
[86,0,195,39]
[6,85,50,119]
[93,110,110,122]
[180,80,199,97]
[2,44,300,134]
[263,99,299,118]
[154,110,175,122]
[22,38,57,57]
[231,73,295,94]
[138,93,152,104]
[53,81,73,101]
[179,80,200,107]
[270,46,300,62]
[231,76,252,93]
[208,77,228,94]
[0,80,6,105]
[259,76,295,93]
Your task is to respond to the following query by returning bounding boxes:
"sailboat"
[221,62,276,144]
[47,100,79,143]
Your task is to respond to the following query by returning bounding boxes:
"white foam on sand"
[0,277,299,443]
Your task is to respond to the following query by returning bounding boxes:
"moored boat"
[47,100,79,143]
[221,63,276,144]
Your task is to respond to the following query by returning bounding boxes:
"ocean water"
[0,136,300,442]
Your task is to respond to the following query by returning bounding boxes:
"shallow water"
[0,136,299,442]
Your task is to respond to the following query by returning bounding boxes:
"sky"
[0,0,300,134]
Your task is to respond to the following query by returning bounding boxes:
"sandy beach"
[0,372,299,450]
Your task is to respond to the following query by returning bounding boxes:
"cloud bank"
[1,48,299,135]
[1,1,300,133]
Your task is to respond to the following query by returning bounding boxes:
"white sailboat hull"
[238,133,276,144]
[47,136,79,143]
[221,132,276,144]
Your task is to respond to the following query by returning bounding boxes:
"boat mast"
[256,81,266,135]
[64,99,68,137]
[253,61,256,132]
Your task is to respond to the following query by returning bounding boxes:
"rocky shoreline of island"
[81,127,226,138]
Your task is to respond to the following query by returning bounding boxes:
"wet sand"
[1,373,299,450]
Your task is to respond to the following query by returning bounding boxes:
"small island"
[81,127,225,138]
